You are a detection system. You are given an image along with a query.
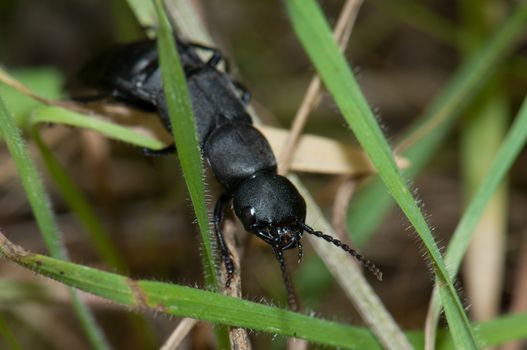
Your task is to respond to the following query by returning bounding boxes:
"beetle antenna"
[272,247,299,311]
[300,223,383,281]
[297,241,303,264]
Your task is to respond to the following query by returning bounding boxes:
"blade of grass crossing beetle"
[153,2,230,348]
[0,96,111,350]
[0,233,383,350]
[153,0,218,289]
[3,228,527,348]
[283,0,478,348]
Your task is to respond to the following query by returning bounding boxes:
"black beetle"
[75,36,380,310]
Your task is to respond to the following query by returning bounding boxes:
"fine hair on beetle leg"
[299,222,383,281]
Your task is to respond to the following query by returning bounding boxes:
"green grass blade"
[460,89,508,317]
[0,313,22,350]
[153,0,218,290]
[30,106,166,149]
[124,0,156,30]
[0,104,64,259]
[283,0,477,348]
[152,3,229,347]
[2,67,156,348]
[458,0,508,325]
[426,95,527,345]
[347,2,527,247]
[69,291,112,350]
[0,68,63,126]
[0,95,111,350]
[0,67,165,150]
[0,232,382,350]
[31,129,127,272]
[407,313,527,349]
[3,228,527,349]
[438,313,527,350]
[290,176,413,349]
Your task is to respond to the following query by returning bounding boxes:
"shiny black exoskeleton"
[76,36,380,311]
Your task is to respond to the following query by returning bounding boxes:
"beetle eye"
[240,207,257,227]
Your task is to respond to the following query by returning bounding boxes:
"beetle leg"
[188,42,230,72]
[114,78,157,105]
[232,81,251,105]
[142,144,176,157]
[213,194,236,288]
[207,51,229,72]
[187,42,251,104]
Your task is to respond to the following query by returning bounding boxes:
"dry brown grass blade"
[278,0,363,175]
[2,65,409,178]
[289,175,413,350]
[0,68,55,106]
[332,176,358,238]
[159,318,198,350]
[260,125,409,175]
[222,219,252,350]
[287,337,309,350]
[463,190,507,321]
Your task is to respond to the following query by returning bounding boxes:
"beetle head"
[231,171,383,311]
[233,171,306,250]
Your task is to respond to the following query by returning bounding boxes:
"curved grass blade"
[347,2,527,248]
[458,0,508,327]
[425,95,527,346]
[0,231,382,350]
[283,0,477,348]
[405,313,527,349]
[31,106,166,150]
[438,313,527,350]
[0,95,111,350]
[2,67,156,347]
[31,129,128,272]
[3,228,527,349]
